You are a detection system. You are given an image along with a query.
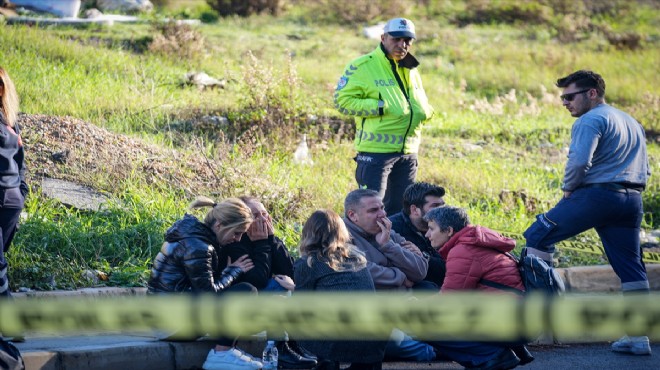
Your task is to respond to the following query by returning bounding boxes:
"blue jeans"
[523,186,649,292]
[428,341,507,367]
[355,152,418,216]
[263,277,288,292]
[384,330,436,361]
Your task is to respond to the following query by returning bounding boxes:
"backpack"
[0,339,25,370]
[479,248,565,295]
[518,247,565,295]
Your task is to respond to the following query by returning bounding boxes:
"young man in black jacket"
[389,182,447,288]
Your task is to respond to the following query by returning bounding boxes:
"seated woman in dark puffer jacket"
[147,196,262,370]
[423,206,533,370]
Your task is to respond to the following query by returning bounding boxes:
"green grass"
[1,0,659,289]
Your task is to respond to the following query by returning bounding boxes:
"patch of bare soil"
[19,114,238,197]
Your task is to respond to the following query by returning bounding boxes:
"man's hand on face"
[400,240,423,257]
[375,217,392,247]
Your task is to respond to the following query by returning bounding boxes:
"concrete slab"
[22,350,58,370]
[40,177,111,212]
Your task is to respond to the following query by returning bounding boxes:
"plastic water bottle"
[262,340,278,370]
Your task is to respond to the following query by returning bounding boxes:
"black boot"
[277,341,318,369]
[288,340,318,361]
[312,359,339,370]
[469,349,520,370]
[510,345,534,365]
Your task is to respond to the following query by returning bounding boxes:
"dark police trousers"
[355,152,417,216]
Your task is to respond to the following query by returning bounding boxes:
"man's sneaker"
[202,348,263,370]
[611,335,652,355]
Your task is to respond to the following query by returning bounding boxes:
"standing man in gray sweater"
[523,70,652,356]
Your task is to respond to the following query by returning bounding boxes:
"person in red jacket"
[425,207,523,293]
[423,206,533,370]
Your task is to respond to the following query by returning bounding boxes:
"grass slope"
[0,2,658,289]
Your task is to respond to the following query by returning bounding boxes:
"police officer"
[334,17,434,215]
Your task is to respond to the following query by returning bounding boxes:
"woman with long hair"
[294,209,385,370]
[147,196,262,370]
[0,67,28,298]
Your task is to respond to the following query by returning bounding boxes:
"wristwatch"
[377,100,384,116]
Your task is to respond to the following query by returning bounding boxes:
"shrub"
[229,50,305,144]
[206,0,286,17]
[148,21,205,61]
[455,0,554,26]
[603,29,643,50]
[149,0,172,7]
[540,0,636,17]
[553,13,592,43]
[199,9,219,23]
[296,0,411,25]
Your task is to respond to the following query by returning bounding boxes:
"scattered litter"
[293,134,313,165]
[8,0,81,18]
[96,0,153,14]
[363,22,386,40]
[184,72,226,90]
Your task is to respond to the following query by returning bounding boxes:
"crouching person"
[147,196,263,370]
[424,206,533,369]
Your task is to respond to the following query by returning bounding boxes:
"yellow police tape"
[498,232,660,264]
[0,293,658,341]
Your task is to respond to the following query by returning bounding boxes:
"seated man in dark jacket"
[217,196,317,369]
[389,182,447,288]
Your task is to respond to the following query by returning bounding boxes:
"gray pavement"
[9,264,660,370]
[13,333,659,370]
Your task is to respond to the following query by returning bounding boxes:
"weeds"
[232,50,307,144]
[148,21,206,62]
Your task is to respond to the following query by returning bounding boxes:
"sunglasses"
[560,89,591,102]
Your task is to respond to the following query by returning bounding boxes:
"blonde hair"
[189,196,253,235]
[0,67,19,128]
[298,209,366,271]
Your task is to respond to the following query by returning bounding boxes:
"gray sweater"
[563,103,650,191]
[343,218,428,290]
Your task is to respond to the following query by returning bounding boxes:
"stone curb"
[22,337,264,370]
[556,264,660,292]
[13,287,147,299]
[12,264,659,300]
